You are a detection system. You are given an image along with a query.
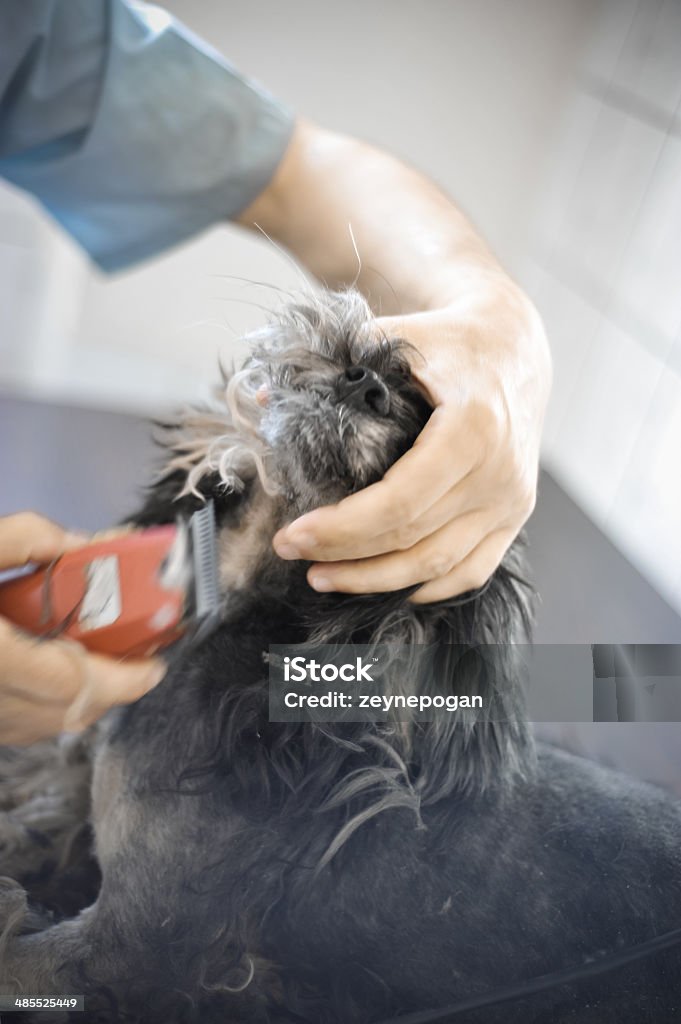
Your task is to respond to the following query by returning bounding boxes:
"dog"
[1,289,681,1024]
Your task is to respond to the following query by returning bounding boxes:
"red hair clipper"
[0,503,220,658]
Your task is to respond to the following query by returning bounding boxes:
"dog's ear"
[127,390,272,528]
[124,354,277,542]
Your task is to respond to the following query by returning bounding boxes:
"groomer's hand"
[0,512,166,745]
[273,277,549,602]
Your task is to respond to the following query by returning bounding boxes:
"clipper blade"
[189,500,220,632]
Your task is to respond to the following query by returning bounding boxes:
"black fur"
[1,291,680,1024]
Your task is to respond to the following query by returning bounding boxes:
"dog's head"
[180,290,429,503]
[251,290,431,505]
[137,291,435,607]
[136,289,531,639]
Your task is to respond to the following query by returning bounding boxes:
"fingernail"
[274,542,301,560]
[309,575,334,592]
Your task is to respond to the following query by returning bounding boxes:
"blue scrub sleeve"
[0,0,294,270]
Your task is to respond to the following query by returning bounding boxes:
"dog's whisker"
[347,221,363,291]
[205,273,302,300]
[252,221,315,290]
[211,295,282,317]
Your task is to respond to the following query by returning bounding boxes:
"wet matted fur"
[1,290,681,1023]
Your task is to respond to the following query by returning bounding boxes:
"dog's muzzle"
[337,366,390,416]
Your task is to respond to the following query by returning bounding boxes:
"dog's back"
[2,290,680,1023]
[77,624,681,1024]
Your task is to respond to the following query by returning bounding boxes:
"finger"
[0,622,84,744]
[294,438,530,566]
[0,620,84,705]
[409,528,516,604]
[0,695,68,746]
[344,468,494,561]
[0,620,165,733]
[376,460,533,557]
[274,408,481,562]
[307,509,491,595]
[62,652,166,732]
[0,511,88,570]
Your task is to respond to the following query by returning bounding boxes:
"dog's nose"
[338,366,390,416]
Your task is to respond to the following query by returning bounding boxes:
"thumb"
[0,511,89,571]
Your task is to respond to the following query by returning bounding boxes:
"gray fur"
[1,290,680,1024]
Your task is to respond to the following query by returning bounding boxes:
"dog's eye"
[385,365,412,388]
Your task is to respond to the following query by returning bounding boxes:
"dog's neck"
[178,586,535,821]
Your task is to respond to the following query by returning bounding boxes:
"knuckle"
[471,399,499,438]
[294,539,319,560]
[507,474,537,521]
[287,528,319,555]
[422,551,454,580]
[390,496,420,530]
[393,522,421,551]
[520,485,537,519]
[404,494,424,521]
[6,510,62,563]
[15,510,47,533]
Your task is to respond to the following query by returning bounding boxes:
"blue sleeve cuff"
[0,0,295,271]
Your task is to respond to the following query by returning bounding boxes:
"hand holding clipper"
[0,506,218,744]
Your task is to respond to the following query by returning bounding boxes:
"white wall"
[0,0,590,411]
[527,0,681,613]
[2,0,680,613]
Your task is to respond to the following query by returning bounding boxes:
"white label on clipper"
[79,556,122,631]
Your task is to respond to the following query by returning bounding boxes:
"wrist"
[429,263,526,324]
[437,267,551,388]
[379,269,551,417]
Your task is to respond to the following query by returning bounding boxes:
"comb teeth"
[190,500,220,619]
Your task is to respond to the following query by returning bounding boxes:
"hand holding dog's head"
[136,289,529,648]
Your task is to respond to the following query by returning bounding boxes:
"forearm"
[249,121,551,601]
[237,118,550,421]
[237,119,524,318]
